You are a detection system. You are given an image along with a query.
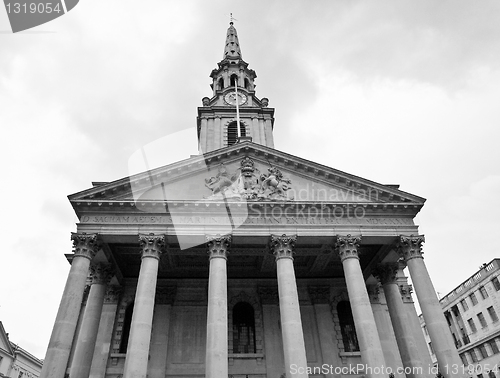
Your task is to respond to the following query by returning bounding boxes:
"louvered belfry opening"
[227,121,246,146]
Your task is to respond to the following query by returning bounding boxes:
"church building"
[40,22,465,378]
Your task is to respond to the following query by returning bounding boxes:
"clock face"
[224,91,247,106]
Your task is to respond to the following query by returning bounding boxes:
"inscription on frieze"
[80,214,414,226]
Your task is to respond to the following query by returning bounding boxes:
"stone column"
[264,118,274,148]
[89,285,121,378]
[367,284,404,378]
[70,263,114,378]
[200,117,208,154]
[123,233,165,378]
[205,234,231,378]
[40,233,99,378]
[335,235,386,378]
[398,276,434,373]
[397,235,464,378]
[270,234,308,378]
[373,263,427,378]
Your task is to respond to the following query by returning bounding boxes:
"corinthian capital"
[71,232,99,260]
[90,263,115,285]
[397,235,425,262]
[139,233,166,260]
[335,234,361,262]
[270,234,297,260]
[206,234,231,259]
[372,262,399,285]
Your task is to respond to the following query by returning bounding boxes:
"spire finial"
[223,14,242,60]
[230,13,237,25]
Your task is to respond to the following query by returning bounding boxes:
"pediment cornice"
[69,142,425,217]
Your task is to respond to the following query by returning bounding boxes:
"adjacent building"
[420,259,500,376]
[0,322,43,378]
[39,22,466,378]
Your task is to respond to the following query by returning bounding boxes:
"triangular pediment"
[69,142,425,210]
[0,322,14,356]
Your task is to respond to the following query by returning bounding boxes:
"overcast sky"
[1,0,500,359]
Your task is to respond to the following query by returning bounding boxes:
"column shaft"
[40,233,98,378]
[123,234,165,378]
[342,258,387,378]
[271,234,308,378]
[205,257,228,378]
[205,235,230,378]
[398,236,464,378]
[277,258,308,378]
[383,283,426,378]
[406,258,463,376]
[70,282,107,378]
[337,235,386,378]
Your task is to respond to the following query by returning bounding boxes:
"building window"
[492,277,500,291]
[119,302,134,353]
[227,121,246,146]
[479,344,489,359]
[461,299,469,311]
[428,342,435,355]
[460,353,468,366]
[480,286,489,299]
[218,77,224,90]
[230,74,238,87]
[490,341,500,354]
[468,318,477,333]
[470,292,479,305]
[478,312,488,328]
[487,306,499,322]
[232,302,256,354]
[470,349,478,363]
[337,301,360,352]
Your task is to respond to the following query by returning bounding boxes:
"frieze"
[80,214,415,226]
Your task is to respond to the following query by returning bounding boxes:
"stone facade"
[39,22,465,378]
[420,259,500,376]
[0,321,43,378]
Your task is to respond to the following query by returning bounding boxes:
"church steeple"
[197,22,275,154]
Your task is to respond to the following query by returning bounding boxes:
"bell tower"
[197,21,275,153]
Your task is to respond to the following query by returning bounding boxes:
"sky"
[1,0,500,360]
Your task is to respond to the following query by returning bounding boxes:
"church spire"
[198,20,275,153]
[223,21,242,60]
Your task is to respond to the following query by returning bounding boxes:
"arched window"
[227,121,246,146]
[230,74,238,87]
[337,301,359,352]
[244,78,251,90]
[233,302,256,353]
[218,77,224,90]
[119,302,134,353]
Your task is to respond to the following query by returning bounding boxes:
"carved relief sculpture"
[204,157,293,201]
